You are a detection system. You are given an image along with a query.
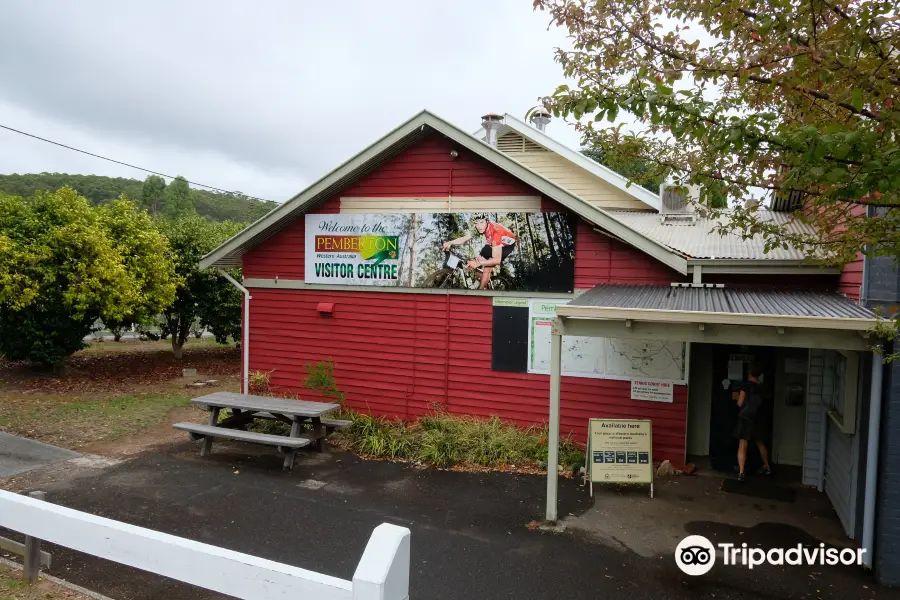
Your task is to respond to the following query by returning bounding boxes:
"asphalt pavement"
[0,432,79,478]
[8,441,895,600]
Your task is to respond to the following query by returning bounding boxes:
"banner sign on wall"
[305,212,576,293]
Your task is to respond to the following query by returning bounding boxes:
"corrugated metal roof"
[609,211,817,260]
[569,284,875,319]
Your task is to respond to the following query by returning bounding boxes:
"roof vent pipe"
[481,113,504,146]
[531,107,552,132]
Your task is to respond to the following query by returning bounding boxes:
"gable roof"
[200,110,688,274]
[497,114,661,211]
[484,115,831,269]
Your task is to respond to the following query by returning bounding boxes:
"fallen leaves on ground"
[0,343,239,451]
[0,345,239,397]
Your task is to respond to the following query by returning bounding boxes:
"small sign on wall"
[630,379,674,403]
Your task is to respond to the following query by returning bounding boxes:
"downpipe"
[218,270,251,395]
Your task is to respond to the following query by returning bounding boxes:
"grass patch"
[0,393,192,449]
[337,411,584,472]
[0,563,93,599]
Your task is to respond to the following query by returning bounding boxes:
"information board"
[527,299,688,384]
[588,419,653,484]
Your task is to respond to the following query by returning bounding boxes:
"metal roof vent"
[481,113,504,147]
[659,183,700,224]
[530,107,552,132]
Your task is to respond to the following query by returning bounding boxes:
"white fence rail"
[0,489,410,600]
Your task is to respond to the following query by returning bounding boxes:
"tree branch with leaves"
[536,0,900,353]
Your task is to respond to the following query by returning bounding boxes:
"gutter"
[218,270,251,395]
[687,259,842,275]
[556,304,879,331]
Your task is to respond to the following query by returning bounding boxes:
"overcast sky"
[0,1,583,203]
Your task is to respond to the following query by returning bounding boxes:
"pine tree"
[163,176,195,219]
[139,175,166,215]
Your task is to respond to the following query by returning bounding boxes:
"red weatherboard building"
[201,110,853,465]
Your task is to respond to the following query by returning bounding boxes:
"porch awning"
[555,284,879,351]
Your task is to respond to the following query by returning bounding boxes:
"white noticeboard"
[527,299,688,385]
[630,380,674,403]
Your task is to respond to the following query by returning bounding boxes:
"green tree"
[160,216,244,359]
[163,176,195,219]
[0,188,177,363]
[580,145,670,196]
[536,0,899,263]
[98,197,180,338]
[140,175,167,215]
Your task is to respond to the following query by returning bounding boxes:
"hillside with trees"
[0,173,278,223]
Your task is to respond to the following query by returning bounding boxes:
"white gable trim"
[200,110,686,274]
[501,114,661,211]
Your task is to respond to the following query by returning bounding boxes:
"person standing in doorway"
[734,364,772,481]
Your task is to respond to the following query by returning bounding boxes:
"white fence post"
[352,524,411,600]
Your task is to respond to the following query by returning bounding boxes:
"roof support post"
[692,265,702,285]
[219,270,251,395]
[862,351,884,569]
[546,317,564,522]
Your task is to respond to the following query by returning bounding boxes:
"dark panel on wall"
[491,305,528,373]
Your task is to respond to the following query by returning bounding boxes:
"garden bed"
[253,410,585,475]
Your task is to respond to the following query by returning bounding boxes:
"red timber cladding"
[248,288,688,461]
[797,202,865,300]
[573,220,682,288]
[242,131,689,461]
[837,204,867,300]
[839,259,863,300]
[243,133,535,280]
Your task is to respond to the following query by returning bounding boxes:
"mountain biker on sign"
[441,214,516,290]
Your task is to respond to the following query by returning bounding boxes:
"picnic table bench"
[172,392,348,471]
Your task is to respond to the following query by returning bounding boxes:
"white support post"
[352,524,411,600]
[862,351,884,569]
[546,317,563,522]
[219,270,251,395]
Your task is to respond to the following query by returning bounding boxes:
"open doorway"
[708,345,774,473]
[706,345,808,480]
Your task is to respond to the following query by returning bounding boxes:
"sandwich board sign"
[586,419,653,498]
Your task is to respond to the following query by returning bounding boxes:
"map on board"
[527,299,688,383]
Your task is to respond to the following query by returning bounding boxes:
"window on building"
[824,350,859,434]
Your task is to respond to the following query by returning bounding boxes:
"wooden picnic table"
[173,392,344,471]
